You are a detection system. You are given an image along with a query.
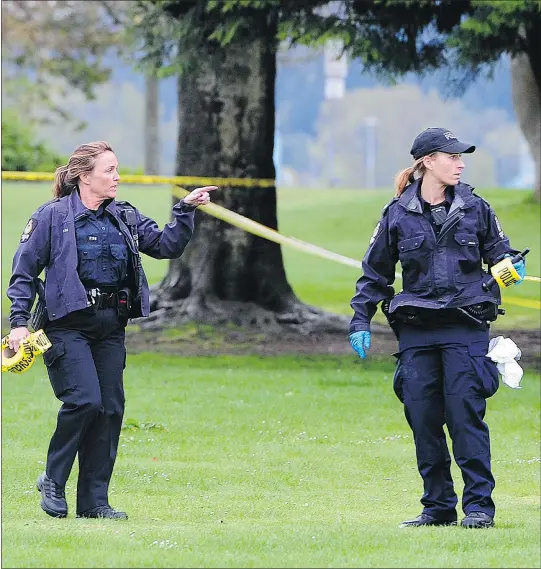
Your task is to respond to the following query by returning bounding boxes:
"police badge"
[20,218,38,242]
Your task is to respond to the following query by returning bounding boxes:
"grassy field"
[2,353,540,568]
[1,182,540,331]
[1,182,540,567]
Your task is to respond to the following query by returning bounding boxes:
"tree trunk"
[145,15,347,334]
[511,27,541,201]
[144,73,160,175]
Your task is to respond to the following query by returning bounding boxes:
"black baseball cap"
[410,128,476,160]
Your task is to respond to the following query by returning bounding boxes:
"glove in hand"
[349,331,371,359]
[504,254,526,285]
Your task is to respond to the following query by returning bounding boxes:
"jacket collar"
[68,190,117,218]
[68,189,87,218]
[398,178,475,214]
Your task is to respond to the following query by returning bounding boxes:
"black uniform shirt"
[75,199,129,290]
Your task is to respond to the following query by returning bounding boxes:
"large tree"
[131,0,347,332]
[129,0,541,331]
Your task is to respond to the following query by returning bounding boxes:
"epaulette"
[34,197,62,214]
[115,199,136,209]
[472,192,491,207]
[381,196,398,215]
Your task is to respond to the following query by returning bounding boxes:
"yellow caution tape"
[172,186,540,310]
[1,172,538,306]
[172,186,363,269]
[490,256,521,288]
[1,170,275,188]
[1,329,52,374]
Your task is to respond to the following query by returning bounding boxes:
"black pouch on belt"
[117,287,132,319]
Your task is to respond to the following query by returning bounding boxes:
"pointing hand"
[183,186,218,207]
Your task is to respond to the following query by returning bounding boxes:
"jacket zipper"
[437,210,464,243]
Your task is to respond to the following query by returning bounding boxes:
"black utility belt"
[86,289,120,308]
[392,302,500,328]
[86,288,132,312]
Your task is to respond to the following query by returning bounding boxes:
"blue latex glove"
[349,331,371,359]
[504,254,526,285]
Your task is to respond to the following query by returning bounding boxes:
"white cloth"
[486,336,524,389]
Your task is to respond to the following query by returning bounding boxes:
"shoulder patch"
[493,214,505,239]
[369,221,382,245]
[20,218,38,242]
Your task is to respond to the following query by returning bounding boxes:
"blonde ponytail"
[394,157,426,196]
[53,165,71,198]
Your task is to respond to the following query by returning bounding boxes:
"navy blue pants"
[43,307,126,514]
[393,323,499,521]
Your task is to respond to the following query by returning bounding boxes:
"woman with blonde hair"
[7,141,217,519]
[348,128,526,529]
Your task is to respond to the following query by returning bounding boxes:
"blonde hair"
[394,157,428,196]
[53,141,114,198]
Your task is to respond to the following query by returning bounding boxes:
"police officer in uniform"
[348,128,526,529]
[7,141,217,519]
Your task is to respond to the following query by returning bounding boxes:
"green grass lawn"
[2,353,540,568]
[1,182,540,330]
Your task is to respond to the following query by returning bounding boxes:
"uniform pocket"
[398,234,429,291]
[454,232,482,283]
[110,243,128,260]
[392,355,404,403]
[398,234,425,253]
[43,340,66,367]
[43,341,73,398]
[110,243,128,283]
[77,244,101,283]
[468,342,499,398]
[79,244,101,260]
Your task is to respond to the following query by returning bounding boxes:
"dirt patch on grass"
[125,323,541,370]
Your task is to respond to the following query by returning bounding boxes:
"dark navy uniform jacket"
[349,179,520,333]
[8,190,196,328]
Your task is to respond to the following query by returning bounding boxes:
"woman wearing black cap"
[348,128,526,529]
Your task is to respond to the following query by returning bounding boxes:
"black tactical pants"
[43,306,126,514]
[393,323,499,521]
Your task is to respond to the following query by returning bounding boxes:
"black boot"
[77,505,128,519]
[461,511,494,528]
[400,513,457,527]
[36,473,67,518]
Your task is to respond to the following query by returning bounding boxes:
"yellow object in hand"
[490,257,522,289]
[1,330,52,374]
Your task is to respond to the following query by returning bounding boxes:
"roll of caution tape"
[1,330,52,374]
[490,257,522,288]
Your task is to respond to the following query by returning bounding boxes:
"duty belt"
[86,288,120,309]
[382,301,501,329]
